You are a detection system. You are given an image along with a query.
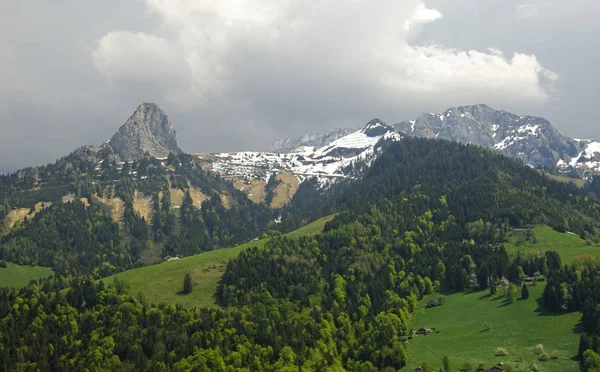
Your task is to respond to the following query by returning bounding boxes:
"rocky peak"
[362,119,391,137]
[109,103,180,161]
[396,104,585,171]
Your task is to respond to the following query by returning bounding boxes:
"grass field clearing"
[504,226,600,263]
[106,215,335,308]
[406,285,581,372]
[539,171,587,188]
[0,262,53,288]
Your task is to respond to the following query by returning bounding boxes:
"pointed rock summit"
[109,103,180,161]
[362,118,391,137]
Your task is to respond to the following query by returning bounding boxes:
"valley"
[2,102,600,370]
[3,2,600,370]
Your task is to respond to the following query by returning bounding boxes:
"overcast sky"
[1,0,599,172]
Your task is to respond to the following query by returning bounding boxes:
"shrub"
[534,344,544,355]
[516,353,524,362]
[502,363,514,372]
[551,350,560,359]
[462,360,472,371]
[476,362,486,371]
[0,260,6,268]
[529,362,538,371]
[508,283,518,303]
[483,321,492,331]
[495,347,508,356]
[538,352,550,361]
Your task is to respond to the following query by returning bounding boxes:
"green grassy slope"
[406,226,598,372]
[106,215,335,309]
[504,226,600,263]
[539,171,587,188]
[0,262,53,288]
[406,285,581,372]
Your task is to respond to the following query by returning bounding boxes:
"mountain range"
[268,104,600,180]
[394,104,599,177]
[56,102,600,184]
[2,102,598,219]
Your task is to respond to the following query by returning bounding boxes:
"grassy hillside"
[505,225,600,263]
[106,215,335,308]
[539,171,587,188]
[406,227,600,371]
[0,262,53,288]
[406,285,581,372]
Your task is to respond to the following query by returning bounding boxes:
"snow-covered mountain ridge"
[201,104,597,205]
[203,119,401,186]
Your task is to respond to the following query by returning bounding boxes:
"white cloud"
[92,31,191,85]
[400,46,558,102]
[404,3,443,32]
[516,3,539,18]
[516,1,559,19]
[91,0,558,114]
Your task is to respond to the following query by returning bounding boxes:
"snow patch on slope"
[567,141,600,170]
[209,123,401,186]
[517,124,540,135]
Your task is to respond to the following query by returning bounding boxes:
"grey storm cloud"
[1,0,599,173]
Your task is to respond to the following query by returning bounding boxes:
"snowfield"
[209,122,401,186]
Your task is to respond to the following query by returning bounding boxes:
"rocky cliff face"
[109,103,180,161]
[271,127,356,153]
[395,104,586,172]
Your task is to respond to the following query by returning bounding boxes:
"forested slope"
[3,137,600,370]
[283,138,600,238]
[0,152,275,276]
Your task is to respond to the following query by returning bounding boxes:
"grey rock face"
[271,127,356,153]
[363,119,390,137]
[109,103,180,161]
[396,104,584,171]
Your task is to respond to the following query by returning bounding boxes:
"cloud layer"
[92,0,557,116]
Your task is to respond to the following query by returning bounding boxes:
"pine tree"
[521,284,529,299]
[442,355,451,371]
[543,284,561,311]
[579,333,592,358]
[183,273,193,294]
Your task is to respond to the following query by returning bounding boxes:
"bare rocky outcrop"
[109,103,180,161]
